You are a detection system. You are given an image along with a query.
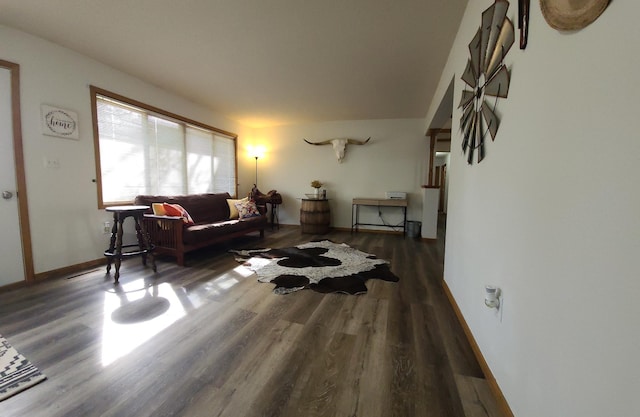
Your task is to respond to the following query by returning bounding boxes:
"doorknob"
[2,191,13,200]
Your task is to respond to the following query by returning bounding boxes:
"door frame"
[1,59,34,284]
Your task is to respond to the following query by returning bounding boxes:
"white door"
[0,66,25,286]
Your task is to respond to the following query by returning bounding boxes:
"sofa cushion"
[152,203,166,215]
[163,203,195,225]
[227,197,248,219]
[235,199,261,219]
[182,215,266,245]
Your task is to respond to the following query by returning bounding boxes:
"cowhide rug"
[231,240,399,295]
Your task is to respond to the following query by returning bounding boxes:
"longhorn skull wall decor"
[303,137,371,163]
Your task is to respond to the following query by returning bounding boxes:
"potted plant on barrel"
[310,180,322,198]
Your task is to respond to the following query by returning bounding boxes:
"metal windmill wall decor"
[459,0,514,164]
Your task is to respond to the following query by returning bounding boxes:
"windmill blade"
[461,60,477,89]
[468,28,482,79]
[467,139,475,164]
[484,0,510,73]
[477,123,486,163]
[475,110,484,149]
[480,2,496,73]
[484,65,510,98]
[475,114,485,163]
[462,111,476,152]
[481,102,500,140]
[460,102,474,133]
[486,18,514,78]
[467,116,477,164]
[459,89,475,109]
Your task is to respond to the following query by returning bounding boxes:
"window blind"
[95,94,237,204]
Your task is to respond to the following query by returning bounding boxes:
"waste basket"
[406,220,421,238]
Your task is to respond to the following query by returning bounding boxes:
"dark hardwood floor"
[0,223,503,417]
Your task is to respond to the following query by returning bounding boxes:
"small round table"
[104,205,157,283]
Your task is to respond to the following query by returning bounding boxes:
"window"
[91,87,237,207]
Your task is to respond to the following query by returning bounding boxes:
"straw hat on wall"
[540,0,610,31]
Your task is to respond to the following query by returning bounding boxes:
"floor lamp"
[254,155,259,187]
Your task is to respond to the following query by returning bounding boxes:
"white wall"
[0,25,250,274]
[426,3,640,417]
[244,119,428,229]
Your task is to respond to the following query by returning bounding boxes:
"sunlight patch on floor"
[216,276,239,290]
[101,280,185,366]
[233,264,257,277]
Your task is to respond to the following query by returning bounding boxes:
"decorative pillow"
[162,202,195,225]
[152,202,166,216]
[227,197,248,219]
[234,200,261,219]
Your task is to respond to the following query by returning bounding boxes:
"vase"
[313,188,320,198]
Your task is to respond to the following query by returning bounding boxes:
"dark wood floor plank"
[456,375,504,417]
[410,302,462,417]
[335,297,390,417]
[201,319,305,417]
[286,331,357,417]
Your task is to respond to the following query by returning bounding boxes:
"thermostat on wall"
[385,191,406,199]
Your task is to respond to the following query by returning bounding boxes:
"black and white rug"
[231,240,399,295]
[0,334,46,401]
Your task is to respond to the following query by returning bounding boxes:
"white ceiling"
[0,0,467,128]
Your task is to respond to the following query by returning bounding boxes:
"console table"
[351,198,407,234]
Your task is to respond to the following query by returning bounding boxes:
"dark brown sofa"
[134,192,266,266]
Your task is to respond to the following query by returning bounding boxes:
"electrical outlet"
[103,221,111,234]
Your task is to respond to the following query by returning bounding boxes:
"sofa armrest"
[144,214,185,222]
[142,214,185,251]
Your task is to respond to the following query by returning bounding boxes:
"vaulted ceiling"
[0,0,468,128]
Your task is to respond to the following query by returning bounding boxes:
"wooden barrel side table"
[300,198,330,234]
[104,205,157,283]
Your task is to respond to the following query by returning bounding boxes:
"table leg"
[269,203,275,230]
[113,216,124,283]
[106,212,118,274]
[134,215,147,266]
[355,204,360,233]
[351,204,354,233]
[403,207,407,236]
[134,215,156,272]
[273,204,279,230]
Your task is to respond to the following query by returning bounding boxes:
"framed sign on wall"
[41,104,79,139]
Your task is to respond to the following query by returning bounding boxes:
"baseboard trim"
[331,226,406,236]
[0,258,106,293]
[33,258,106,281]
[442,280,515,417]
[0,280,29,292]
[279,225,409,237]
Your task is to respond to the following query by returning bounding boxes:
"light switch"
[43,156,60,169]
